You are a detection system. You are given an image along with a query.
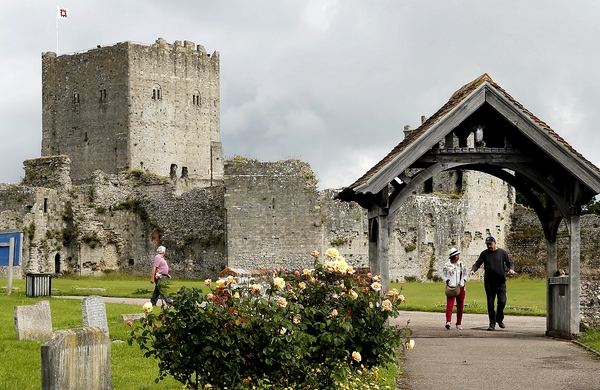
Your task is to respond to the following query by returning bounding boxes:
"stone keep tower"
[41,38,223,187]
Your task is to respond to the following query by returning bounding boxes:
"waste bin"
[26,273,52,297]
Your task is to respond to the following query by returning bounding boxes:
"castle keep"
[42,38,223,190]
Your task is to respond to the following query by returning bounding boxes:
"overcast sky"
[1,1,600,190]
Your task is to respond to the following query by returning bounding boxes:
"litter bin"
[26,273,52,297]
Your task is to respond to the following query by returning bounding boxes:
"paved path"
[391,311,600,390]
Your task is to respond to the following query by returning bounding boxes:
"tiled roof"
[338,73,600,198]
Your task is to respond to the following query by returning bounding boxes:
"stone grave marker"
[41,327,112,390]
[120,313,145,322]
[14,300,52,341]
[82,296,109,337]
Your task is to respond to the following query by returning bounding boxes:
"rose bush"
[128,249,412,389]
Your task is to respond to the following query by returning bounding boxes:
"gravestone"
[120,313,145,322]
[14,300,52,340]
[82,296,109,337]
[41,327,112,390]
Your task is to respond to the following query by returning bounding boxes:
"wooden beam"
[417,151,535,164]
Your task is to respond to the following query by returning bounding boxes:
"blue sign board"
[0,232,21,266]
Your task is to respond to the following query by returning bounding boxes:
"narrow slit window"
[152,84,162,100]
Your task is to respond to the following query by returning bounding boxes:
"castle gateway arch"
[337,74,600,339]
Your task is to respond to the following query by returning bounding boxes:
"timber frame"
[337,74,600,338]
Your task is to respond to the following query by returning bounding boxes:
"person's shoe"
[445,323,451,330]
[487,324,495,331]
[498,321,505,329]
[456,325,463,330]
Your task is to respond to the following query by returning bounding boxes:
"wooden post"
[569,214,581,337]
[368,205,389,291]
[545,240,557,333]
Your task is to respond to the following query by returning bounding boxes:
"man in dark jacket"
[470,236,516,331]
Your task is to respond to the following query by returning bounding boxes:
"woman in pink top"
[150,245,172,306]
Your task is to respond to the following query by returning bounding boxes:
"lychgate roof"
[337,74,600,210]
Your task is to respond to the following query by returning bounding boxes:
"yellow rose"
[298,281,306,290]
[381,299,393,311]
[273,277,285,290]
[371,282,382,292]
[406,339,415,350]
[352,351,361,362]
[250,284,261,292]
[204,279,212,286]
[227,275,234,284]
[303,269,312,276]
[325,248,339,259]
[336,259,348,273]
[293,314,301,324]
[233,292,240,299]
[277,297,287,308]
[143,302,153,313]
[387,288,399,298]
[216,279,225,288]
[330,309,338,317]
[349,290,358,300]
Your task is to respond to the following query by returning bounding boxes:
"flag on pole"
[57,6,69,19]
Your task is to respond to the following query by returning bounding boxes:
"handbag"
[445,284,461,297]
[444,264,462,297]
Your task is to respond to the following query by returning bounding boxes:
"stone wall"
[224,159,514,282]
[224,158,327,270]
[507,204,600,275]
[0,157,226,279]
[581,277,600,329]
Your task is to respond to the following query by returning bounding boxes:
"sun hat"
[448,248,461,258]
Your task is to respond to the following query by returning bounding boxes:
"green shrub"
[129,248,412,389]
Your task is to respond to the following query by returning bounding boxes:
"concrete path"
[391,311,600,390]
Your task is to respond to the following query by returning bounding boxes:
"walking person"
[442,248,468,330]
[469,236,516,330]
[150,245,173,306]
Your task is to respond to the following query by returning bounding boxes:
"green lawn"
[392,278,546,316]
[0,291,182,389]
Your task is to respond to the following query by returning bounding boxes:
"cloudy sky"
[1,1,600,190]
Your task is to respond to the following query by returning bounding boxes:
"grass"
[578,329,600,353]
[0,275,597,389]
[391,277,547,316]
[0,290,181,389]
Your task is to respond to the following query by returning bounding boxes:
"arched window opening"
[54,253,61,274]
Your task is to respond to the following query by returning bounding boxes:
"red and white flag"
[57,6,69,19]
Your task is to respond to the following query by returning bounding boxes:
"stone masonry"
[42,38,223,191]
